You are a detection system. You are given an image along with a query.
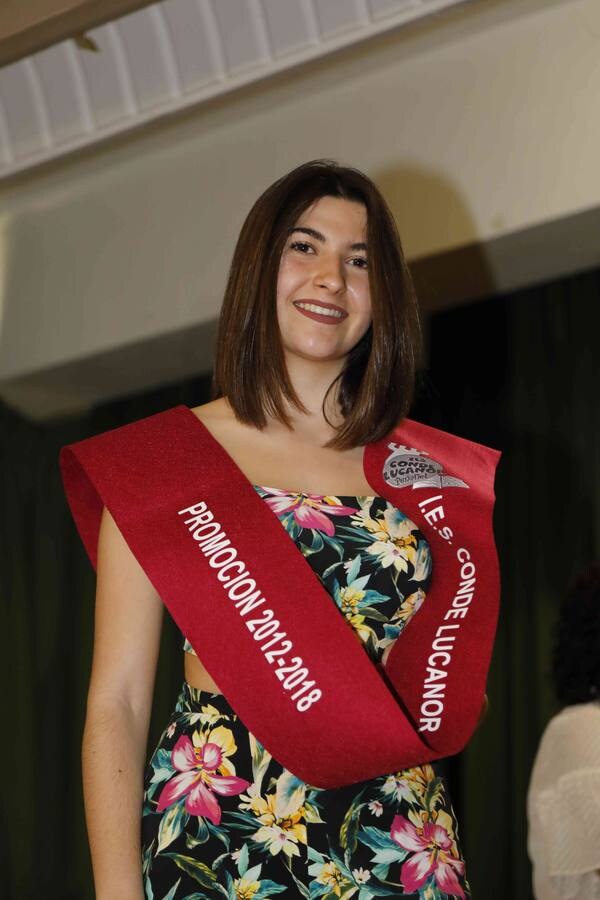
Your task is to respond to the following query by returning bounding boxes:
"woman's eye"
[290,241,368,269]
[290,241,312,253]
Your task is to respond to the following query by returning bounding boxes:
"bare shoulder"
[188,397,232,424]
[188,398,240,437]
[188,397,259,446]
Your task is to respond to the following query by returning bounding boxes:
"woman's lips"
[293,302,347,325]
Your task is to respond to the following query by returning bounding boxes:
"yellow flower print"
[338,585,378,642]
[339,584,366,615]
[382,764,438,805]
[245,790,307,858]
[193,724,239,777]
[408,806,457,838]
[351,505,418,574]
[187,702,230,727]
[317,860,346,895]
[232,875,260,899]
[393,588,426,624]
[346,612,377,643]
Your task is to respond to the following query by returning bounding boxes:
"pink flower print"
[391,814,465,898]
[156,725,250,826]
[262,488,356,536]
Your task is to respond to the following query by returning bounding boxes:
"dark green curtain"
[3,268,599,898]
[413,267,600,898]
[1,376,213,900]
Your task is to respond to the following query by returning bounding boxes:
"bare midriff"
[183,649,223,695]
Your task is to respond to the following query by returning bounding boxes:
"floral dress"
[141,486,471,899]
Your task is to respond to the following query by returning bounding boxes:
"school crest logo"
[383,443,469,490]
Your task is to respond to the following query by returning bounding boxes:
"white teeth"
[295,302,345,318]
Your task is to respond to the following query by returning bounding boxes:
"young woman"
[61,159,499,899]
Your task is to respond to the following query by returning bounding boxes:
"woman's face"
[276,195,372,366]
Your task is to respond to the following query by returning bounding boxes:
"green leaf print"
[360,876,398,897]
[321,559,345,579]
[206,819,231,850]
[307,845,327,865]
[423,775,444,813]
[184,818,209,848]
[358,825,408,860]
[359,607,389,622]
[254,879,288,897]
[320,533,346,556]
[157,797,189,853]
[249,732,271,793]
[339,788,367,856]
[282,853,311,898]
[274,770,306,819]
[159,877,181,900]
[236,842,250,876]
[211,851,230,871]
[150,748,175,784]
[346,553,362,582]
[142,838,155,898]
[283,512,302,540]
[304,799,325,823]
[161,853,217,889]
[357,888,377,900]
[309,531,325,553]
[243,863,263,883]
[332,524,374,547]
[221,809,259,829]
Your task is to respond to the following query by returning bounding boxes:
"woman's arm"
[82,506,164,900]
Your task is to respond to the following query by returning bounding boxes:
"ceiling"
[0,0,474,181]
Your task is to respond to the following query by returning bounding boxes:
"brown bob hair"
[211,158,422,450]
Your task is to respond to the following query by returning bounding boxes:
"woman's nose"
[313,257,345,290]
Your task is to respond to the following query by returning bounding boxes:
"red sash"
[59,404,500,788]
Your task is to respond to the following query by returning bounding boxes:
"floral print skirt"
[141,681,471,899]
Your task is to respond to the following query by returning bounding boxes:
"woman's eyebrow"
[287,226,367,251]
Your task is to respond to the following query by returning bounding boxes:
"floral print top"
[142,486,473,899]
[182,484,432,664]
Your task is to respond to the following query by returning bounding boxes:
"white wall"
[1,0,598,420]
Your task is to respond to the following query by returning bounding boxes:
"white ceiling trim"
[0,0,473,181]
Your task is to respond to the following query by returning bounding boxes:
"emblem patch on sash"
[383,443,469,490]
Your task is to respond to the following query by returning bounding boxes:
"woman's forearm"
[82,698,148,900]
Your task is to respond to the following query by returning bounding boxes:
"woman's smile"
[293,299,348,325]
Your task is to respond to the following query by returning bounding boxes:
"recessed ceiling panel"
[313,0,367,40]
[161,0,224,91]
[0,60,44,160]
[211,0,267,74]
[77,24,134,128]
[261,0,316,59]
[369,0,422,21]
[33,43,90,145]
[0,0,474,179]
[116,5,181,111]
